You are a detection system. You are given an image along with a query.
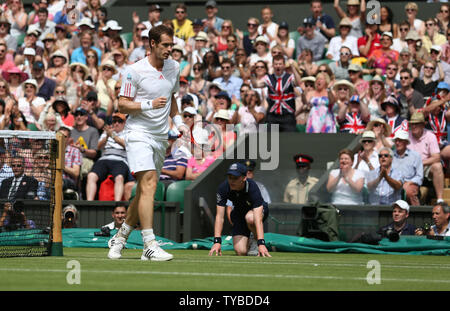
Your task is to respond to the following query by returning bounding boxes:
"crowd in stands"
[0,0,450,209]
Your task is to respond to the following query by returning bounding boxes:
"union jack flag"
[265,73,296,115]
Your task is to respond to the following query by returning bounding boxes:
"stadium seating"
[165,180,192,214]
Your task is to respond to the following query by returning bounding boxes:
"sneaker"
[247,235,258,256]
[141,240,173,261]
[107,236,126,259]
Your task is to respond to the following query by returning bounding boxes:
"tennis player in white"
[108,25,186,261]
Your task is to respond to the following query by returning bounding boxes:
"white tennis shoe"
[141,240,173,261]
[107,236,126,259]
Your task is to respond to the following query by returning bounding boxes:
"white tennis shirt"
[120,57,180,140]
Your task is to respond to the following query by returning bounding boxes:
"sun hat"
[366,117,392,137]
[99,60,117,74]
[359,130,376,144]
[393,130,410,143]
[333,79,355,94]
[409,112,426,124]
[69,62,89,77]
[22,78,38,89]
[213,109,231,120]
[2,66,28,83]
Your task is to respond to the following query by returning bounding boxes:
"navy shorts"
[91,159,134,183]
[230,203,269,237]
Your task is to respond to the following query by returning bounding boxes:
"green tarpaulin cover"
[62,229,450,256]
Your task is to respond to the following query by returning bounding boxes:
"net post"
[51,132,65,256]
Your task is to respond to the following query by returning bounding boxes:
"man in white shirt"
[327,18,359,61]
[108,25,186,262]
[103,205,127,230]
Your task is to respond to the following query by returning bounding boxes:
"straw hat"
[409,112,426,124]
[347,0,360,5]
[301,76,316,83]
[359,130,376,144]
[213,109,231,120]
[50,50,68,63]
[366,117,392,137]
[99,60,117,74]
[69,62,89,77]
[339,18,353,27]
[369,75,384,85]
[333,79,355,94]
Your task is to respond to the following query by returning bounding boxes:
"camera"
[94,226,111,237]
[417,222,431,235]
[381,227,400,242]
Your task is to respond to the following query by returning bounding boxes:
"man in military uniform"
[283,154,318,204]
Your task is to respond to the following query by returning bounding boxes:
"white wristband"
[173,115,184,128]
[140,100,153,111]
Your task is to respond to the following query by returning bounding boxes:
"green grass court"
[1,248,449,291]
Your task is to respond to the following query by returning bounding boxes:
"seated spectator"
[233,89,265,136]
[405,30,430,69]
[367,147,404,205]
[96,60,117,113]
[357,23,381,58]
[366,118,393,152]
[185,129,216,180]
[129,28,150,63]
[329,46,352,81]
[103,205,127,230]
[379,6,399,39]
[0,156,38,200]
[59,125,82,192]
[416,202,450,236]
[213,59,243,101]
[2,66,28,101]
[30,61,55,102]
[269,22,294,60]
[419,45,450,85]
[79,91,106,131]
[218,34,238,64]
[52,93,74,127]
[361,76,386,121]
[297,49,318,77]
[71,107,99,184]
[377,200,416,236]
[296,17,328,62]
[413,60,443,99]
[284,153,318,204]
[304,72,336,133]
[441,28,450,64]
[326,18,359,61]
[0,201,36,230]
[398,68,425,120]
[353,130,379,179]
[206,91,233,123]
[86,112,134,202]
[384,62,401,97]
[32,149,51,200]
[367,32,399,76]
[408,112,445,204]
[171,44,190,78]
[159,131,188,183]
[404,2,425,37]
[18,78,46,128]
[391,21,410,53]
[336,85,370,134]
[327,148,365,205]
[382,94,409,139]
[333,0,365,39]
[422,18,446,53]
[423,95,450,156]
[66,62,89,107]
[248,36,272,72]
[392,130,423,206]
[211,109,236,158]
[70,31,102,66]
[0,147,13,186]
[347,63,369,99]
[46,50,69,85]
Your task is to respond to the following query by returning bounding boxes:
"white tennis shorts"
[125,130,168,175]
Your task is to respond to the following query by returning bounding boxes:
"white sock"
[142,229,155,248]
[117,222,133,239]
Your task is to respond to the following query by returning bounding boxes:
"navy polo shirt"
[37,77,56,101]
[378,222,416,236]
[309,14,335,38]
[217,178,265,214]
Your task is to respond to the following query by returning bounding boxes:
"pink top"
[187,156,216,174]
[408,129,440,162]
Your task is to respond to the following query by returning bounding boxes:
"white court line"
[16,255,450,270]
[0,267,449,284]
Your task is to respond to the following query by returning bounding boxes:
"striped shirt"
[64,145,82,183]
[159,153,188,181]
[368,166,404,205]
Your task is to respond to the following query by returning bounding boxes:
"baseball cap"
[75,107,88,115]
[193,19,203,26]
[205,0,217,8]
[393,200,409,213]
[182,106,197,115]
[255,35,269,45]
[32,61,45,71]
[437,81,450,92]
[227,162,247,176]
[215,91,231,101]
[350,95,360,104]
[86,91,98,101]
[23,47,36,56]
[149,4,163,12]
[393,130,410,143]
[431,45,442,53]
[112,112,126,121]
[181,94,194,103]
[279,21,289,29]
[303,17,314,26]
